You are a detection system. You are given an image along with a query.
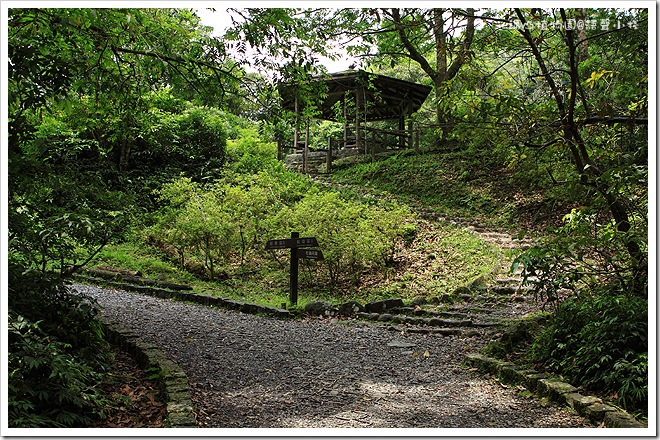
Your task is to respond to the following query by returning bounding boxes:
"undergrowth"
[8,263,113,427]
[91,217,499,309]
[530,291,648,416]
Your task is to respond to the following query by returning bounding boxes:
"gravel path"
[77,284,593,429]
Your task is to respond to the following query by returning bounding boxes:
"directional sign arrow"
[294,237,319,248]
[265,237,319,249]
[297,249,324,260]
[265,239,290,250]
[264,232,322,306]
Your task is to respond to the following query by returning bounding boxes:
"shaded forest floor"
[91,345,166,428]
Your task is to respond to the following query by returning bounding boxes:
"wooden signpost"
[265,232,323,306]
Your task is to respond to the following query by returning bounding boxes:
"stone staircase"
[344,273,540,339]
[308,175,543,336]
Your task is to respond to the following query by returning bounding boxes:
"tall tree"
[510,8,648,294]
[372,8,476,138]
[226,8,476,138]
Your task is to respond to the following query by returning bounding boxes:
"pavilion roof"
[278,70,433,122]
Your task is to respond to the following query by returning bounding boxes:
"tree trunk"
[389,8,475,144]
[515,8,647,296]
[576,8,589,64]
[119,138,131,172]
[432,9,448,142]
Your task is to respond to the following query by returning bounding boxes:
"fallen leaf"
[423,349,430,358]
[412,352,419,357]
[465,345,471,351]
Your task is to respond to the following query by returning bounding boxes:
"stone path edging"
[76,272,644,430]
[100,318,196,428]
[74,274,289,319]
[464,354,645,428]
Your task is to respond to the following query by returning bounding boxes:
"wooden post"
[363,89,368,157]
[415,126,420,154]
[304,120,309,174]
[277,138,283,161]
[408,119,413,150]
[289,232,299,306]
[294,95,299,154]
[265,234,320,307]
[398,113,405,149]
[355,88,361,151]
[327,137,332,173]
[343,96,348,149]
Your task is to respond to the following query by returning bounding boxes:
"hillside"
[325,148,577,235]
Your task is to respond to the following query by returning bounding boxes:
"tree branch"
[579,116,648,126]
[523,138,564,149]
[388,8,438,81]
[446,8,475,80]
[545,116,648,127]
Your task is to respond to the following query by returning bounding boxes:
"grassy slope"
[91,148,569,309]
[329,149,570,233]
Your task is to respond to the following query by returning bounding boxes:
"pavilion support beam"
[304,119,309,174]
[294,95,300,153]
[355,88,362,151]
[343,97,349,149]
[407,103,414,150]
[398,112,405,149]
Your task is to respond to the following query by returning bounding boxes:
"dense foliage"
[531,292,647,413]
[8,265,111,427]
[148,129,415,287]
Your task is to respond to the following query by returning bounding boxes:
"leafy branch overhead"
[8,8,241,112]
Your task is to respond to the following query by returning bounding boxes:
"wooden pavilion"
[277,70,432,173]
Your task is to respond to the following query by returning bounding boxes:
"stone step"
[495,277,523,285]
[355,312,473,327]
[392,307,470,320]
[384,325,481,337]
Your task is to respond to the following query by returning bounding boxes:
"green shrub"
[226,127,278,175]
[277,191,415,286]
[8,316,109,427]
[153,177,238,280]
[531,292,647,414]
[513,205,647,307]
[175,107,227,180]
[8,263,112,427]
